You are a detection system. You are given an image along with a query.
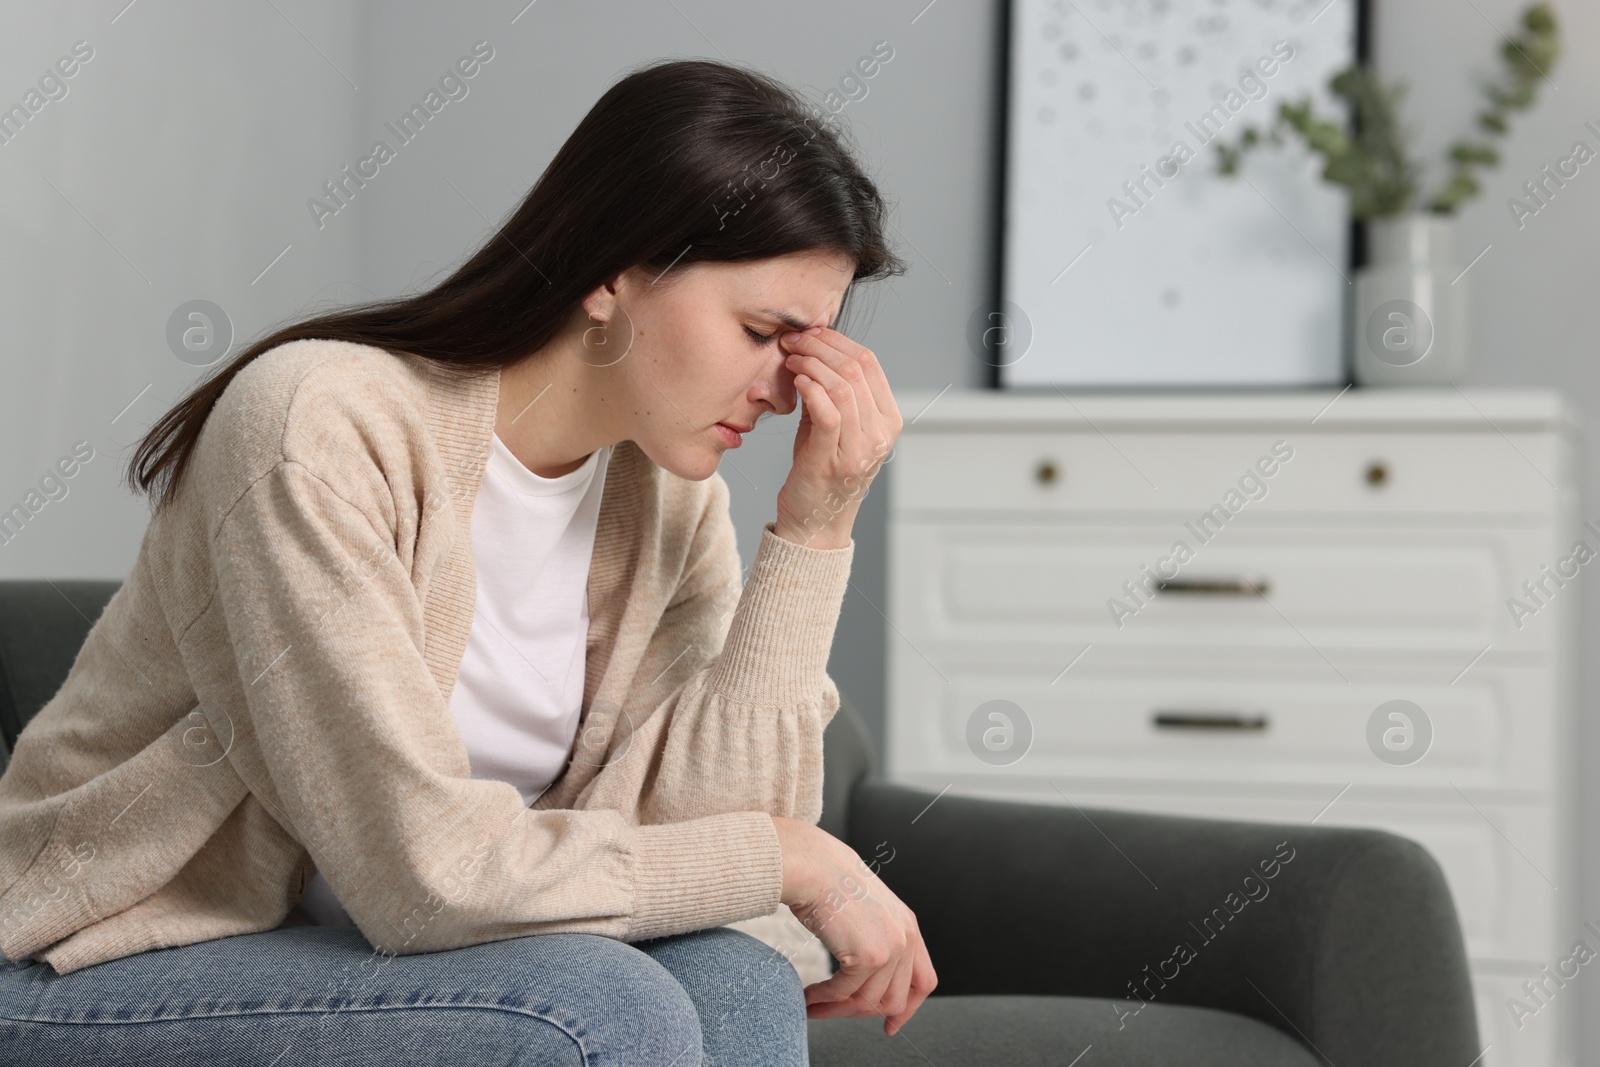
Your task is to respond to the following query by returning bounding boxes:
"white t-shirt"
[295,432,611,927]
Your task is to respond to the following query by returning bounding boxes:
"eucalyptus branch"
[1430,2,1559,212]
[1213,2,1559,219]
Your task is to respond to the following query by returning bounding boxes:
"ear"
[594,258,658,309]
[580,279,619,321]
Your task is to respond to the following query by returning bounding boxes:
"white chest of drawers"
[884,388,1582,1067]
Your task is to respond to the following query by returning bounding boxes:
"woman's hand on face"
[769,815,937,1037]
[772,327,901,551]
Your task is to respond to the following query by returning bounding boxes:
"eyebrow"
[753,307,834,332]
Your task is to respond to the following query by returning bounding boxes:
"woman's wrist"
[769,814,821,909]
[770,518,853,550]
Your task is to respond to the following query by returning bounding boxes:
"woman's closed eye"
[744,326,778,347]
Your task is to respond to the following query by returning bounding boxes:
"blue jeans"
[0,923,808,1065]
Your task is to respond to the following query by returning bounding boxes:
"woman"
[0,57,934,1064]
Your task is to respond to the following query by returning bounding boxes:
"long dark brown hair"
[125,57,907,514]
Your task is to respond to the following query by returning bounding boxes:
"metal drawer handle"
[1152,711,1270,731]
[1155,577,1270,597]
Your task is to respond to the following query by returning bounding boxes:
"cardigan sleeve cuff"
[626,810,785,941]
[703,520,853,705]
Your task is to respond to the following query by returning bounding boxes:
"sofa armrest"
[0,580,122,752]
[846,780,1481,1067]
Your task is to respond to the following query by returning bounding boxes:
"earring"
[582,312,609,353]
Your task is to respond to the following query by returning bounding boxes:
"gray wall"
[0,1,366,584]
[1371,2,1600,1055]
[2,0,1598,1055]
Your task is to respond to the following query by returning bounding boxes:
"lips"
[718,421,755,433]
[713,422,748,448]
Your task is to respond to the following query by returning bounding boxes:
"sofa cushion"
[808,994,1322,1066]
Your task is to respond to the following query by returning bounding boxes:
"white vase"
[1350,213,1468,386]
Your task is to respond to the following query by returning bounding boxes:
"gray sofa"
[0,580,1481,1065]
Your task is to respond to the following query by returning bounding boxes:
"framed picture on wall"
[993,0,1363,388]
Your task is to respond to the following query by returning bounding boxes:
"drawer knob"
[1035,458,1060,486]
[1365,460,1389,487]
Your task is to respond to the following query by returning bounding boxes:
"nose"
[755,354,799,417]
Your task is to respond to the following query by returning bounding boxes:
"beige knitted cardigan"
[0,339,852,975]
